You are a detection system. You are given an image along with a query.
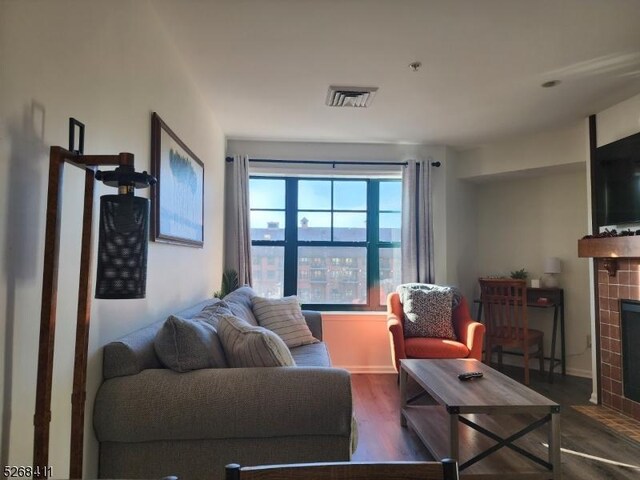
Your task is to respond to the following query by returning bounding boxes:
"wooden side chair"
[479,278,544,385]
[225,460,459,480]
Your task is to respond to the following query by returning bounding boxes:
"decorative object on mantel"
[578,230,640,276]
[543,257,561,288]
[582,228,640,239]
[34,118,155,479]
[530,278,541,288]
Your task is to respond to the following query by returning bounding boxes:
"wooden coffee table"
[400,359,561,479]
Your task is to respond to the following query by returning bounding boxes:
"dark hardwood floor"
[351,368,640,479]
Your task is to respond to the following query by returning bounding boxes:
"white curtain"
[224,154,253,286]
[401,159,435,284]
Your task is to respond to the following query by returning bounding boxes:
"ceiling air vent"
[325,86,378,108]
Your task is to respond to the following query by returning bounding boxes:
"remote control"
[458,371,483,381]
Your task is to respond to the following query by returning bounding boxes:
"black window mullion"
[367,180,379,310]
[330,180,334,241]
[283,178,298,296]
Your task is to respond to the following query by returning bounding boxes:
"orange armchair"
[387,292,485,371]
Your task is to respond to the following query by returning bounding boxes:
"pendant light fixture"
[95,165,155,299]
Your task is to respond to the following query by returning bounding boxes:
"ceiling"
[152,0,640,148]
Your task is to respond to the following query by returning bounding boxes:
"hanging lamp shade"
[95,195,149,298]
[94,165,155,299]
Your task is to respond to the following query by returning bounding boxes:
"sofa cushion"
[192,300,234,329]
[218,314,295,368]
[405,337,470,359]
[290,342,331,367]
[223,287,259,326]
[154,315,228,372]
[398,286,457,339]
[253,296,319,348]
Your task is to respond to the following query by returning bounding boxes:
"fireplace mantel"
[578,236,640,275]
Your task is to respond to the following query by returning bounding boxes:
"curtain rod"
[225,157,441,167]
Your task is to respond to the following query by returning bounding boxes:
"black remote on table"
[458,371,484,381]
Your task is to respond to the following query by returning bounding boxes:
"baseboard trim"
[565,367,592,378]
[334,362,592,377]
[336,365,397,374]
[498,357,592,378]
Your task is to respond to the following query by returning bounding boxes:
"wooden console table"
[475,287,565,382]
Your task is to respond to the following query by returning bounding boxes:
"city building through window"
[249,176,402,310]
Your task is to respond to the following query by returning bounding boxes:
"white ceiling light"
[325,86,378,107]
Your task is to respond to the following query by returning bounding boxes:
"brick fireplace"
[596,258,640,420]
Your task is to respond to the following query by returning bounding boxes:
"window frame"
[250,176,401,311]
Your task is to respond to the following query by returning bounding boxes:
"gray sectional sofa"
[93,287,354,480]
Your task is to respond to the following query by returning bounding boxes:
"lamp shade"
[95,194,149,299]
[544,257,561,274]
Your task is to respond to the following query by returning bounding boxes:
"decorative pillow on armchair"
[398,286,457,339]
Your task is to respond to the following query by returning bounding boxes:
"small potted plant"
[213,269,240,298]
[510,268,528,280]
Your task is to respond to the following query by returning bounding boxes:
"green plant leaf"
[510,268,528,279]
[214,269,240,298]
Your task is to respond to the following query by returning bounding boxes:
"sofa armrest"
[302,310,323,340]
[94,367,352,442]
[452,297,485,361]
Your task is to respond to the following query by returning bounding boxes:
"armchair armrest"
[387,292,406,371]
[452,297,485,361]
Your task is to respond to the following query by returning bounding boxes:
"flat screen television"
[595,130,640,227]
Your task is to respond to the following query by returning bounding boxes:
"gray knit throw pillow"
[399,287,456,339]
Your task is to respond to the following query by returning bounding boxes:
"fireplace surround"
[596,258,640,420]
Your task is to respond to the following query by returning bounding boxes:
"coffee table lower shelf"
[403,405,557,480]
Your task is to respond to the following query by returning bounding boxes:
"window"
[250,177,402,309]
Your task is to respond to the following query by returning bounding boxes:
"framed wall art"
[151,112,204,247]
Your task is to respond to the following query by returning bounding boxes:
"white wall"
[475,171,592,376]
[597,92,640,147]
[458,121,588,180]
[322,312,395,373]
[442,148,478,301]
[0,1,225,477]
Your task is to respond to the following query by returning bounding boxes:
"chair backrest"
[479,278,528,341]
[225,460,459,480]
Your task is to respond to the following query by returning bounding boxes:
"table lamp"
[543,257,561,288]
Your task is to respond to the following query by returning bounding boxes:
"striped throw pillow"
[252,296,319,348]
[217,314,295,368]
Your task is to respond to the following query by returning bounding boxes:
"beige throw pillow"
[252,296,319,348]
[217,314,295,368]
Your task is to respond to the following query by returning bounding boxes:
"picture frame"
[151,112,204,247]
